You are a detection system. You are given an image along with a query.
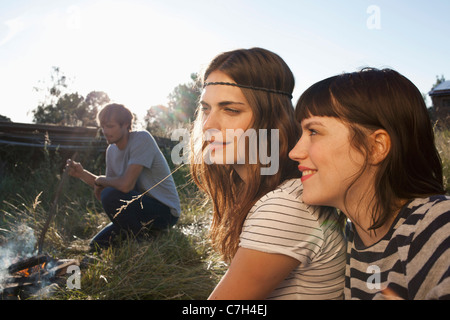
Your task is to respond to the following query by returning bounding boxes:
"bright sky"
[0,0,449,124]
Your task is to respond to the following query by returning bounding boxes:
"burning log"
[7,254,52,274]
[1,254,79,300]
[0,152,83,299]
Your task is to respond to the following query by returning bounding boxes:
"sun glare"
[1,1,227,123]
[56,0,206,122]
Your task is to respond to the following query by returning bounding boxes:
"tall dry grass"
[435,128,450,193]
[0,171,226,299]
[0,146,226,300]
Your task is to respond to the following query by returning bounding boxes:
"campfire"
[0,152,82,300]
[1,253,79,300]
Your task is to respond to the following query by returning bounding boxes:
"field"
[436,128,450,192]
[0,128,449,300]
[0,147,226,300]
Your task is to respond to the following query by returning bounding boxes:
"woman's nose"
[202,110,220,132]
[289,137,308,162]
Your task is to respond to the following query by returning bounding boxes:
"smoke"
[0,224,38,290]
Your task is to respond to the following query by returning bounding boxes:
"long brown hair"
[190,48,300,262]
[295,68,445,230]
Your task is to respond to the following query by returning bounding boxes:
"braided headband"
[203,81,293,99]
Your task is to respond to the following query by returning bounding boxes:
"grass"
[0,127,449,300]
[1,192,225,300]
[0,147,226,300]
[435,128,450,193]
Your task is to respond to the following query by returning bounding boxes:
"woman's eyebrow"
[302,120,325,128]
[200,100,210,107]
[217,101,245,107]
[200,100,245,108]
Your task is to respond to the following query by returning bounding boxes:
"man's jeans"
[90,187,178,249]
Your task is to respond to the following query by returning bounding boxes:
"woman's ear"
[369,129,391,165]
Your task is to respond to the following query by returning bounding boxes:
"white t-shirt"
[105,130,181,217]
[239,178,346,300]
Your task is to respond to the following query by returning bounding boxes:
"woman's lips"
[208,141,231,151]
[298,166,317,182]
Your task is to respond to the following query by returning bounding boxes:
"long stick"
[37,152,78,254]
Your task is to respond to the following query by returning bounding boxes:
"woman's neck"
[347,199,406,247]
[352,219,392,247]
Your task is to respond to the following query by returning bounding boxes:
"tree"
[32,67,110,126]
[0,114,12,122]
[167,73,201,123]
[33,91,110,127]
[34,66,68,106]
[84,91,112,126]
[145,73,201,136]
[33,92,84,125]
[85,91,111,110]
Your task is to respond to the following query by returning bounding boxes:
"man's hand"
[66,158,98,189]
[66,159,84,178]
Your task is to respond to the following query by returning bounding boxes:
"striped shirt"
[345,195,450,300]
[239,178,347,300]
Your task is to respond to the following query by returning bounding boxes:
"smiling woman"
[292,116,369,208]
[289,68,450,300]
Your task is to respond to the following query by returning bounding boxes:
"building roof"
[0,121,106,151]
[0,121,175,151]
[429,80,450,96]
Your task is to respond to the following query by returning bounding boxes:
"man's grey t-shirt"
[105,131,181,217]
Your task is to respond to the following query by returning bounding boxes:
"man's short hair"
[97,103,134,130]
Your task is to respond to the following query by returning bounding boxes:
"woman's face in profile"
[200,70,254,166]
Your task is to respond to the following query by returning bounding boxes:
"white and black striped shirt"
[239,179,347,300]
[345,195,450,300]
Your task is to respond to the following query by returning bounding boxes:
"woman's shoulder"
[262,178,303,202]
[391,195,450,299]
[401,195,450,222]
[249,179,317,222]
[395,195,450,244]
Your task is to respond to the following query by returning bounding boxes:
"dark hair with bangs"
[295,68,445,230]
[191,47,301,261]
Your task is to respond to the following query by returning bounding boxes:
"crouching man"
[67,103,180,249]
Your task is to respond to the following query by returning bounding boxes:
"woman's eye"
[225,108,240,114]
[309,129,318,136]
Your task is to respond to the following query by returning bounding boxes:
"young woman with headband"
[190,47,346,300]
